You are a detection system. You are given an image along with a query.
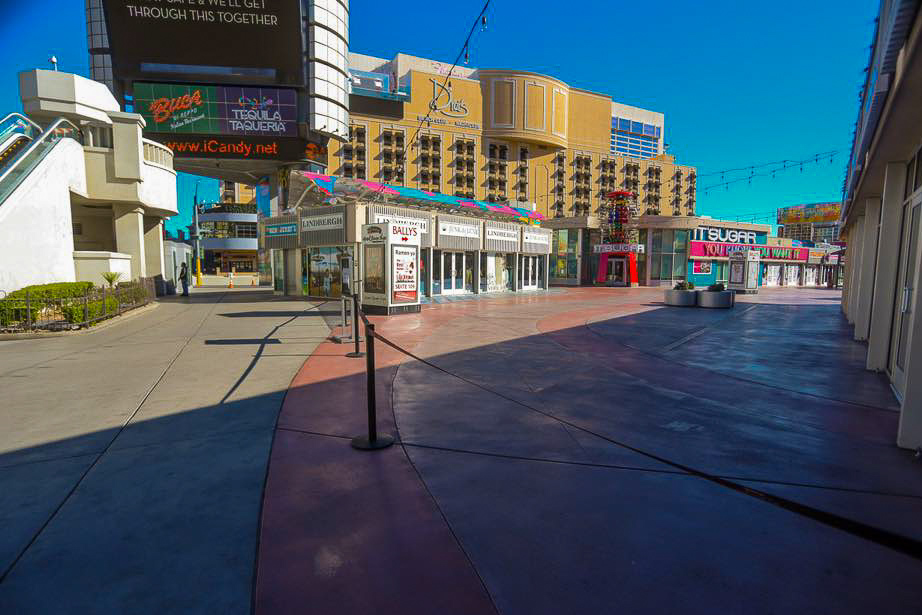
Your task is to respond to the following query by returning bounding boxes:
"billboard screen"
[151,134,312,162]
[134,83,298,137]
[777,203,842,225]
[101,0,304,85]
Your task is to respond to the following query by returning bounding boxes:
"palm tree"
[101,271,122,289]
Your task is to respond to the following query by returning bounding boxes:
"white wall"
[73,251,132,285]
[0,138,87,293]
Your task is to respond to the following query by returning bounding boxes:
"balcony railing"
[142,139,174,169]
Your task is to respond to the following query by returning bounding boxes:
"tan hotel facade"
[327,53,697,227]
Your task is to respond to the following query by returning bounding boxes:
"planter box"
[697,290,735,308]
[664,289,697,307]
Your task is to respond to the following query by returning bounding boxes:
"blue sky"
[0,0,877,229]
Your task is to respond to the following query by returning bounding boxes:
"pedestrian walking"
[179,262,189,297]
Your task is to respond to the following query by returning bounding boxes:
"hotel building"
[325,53,696,284]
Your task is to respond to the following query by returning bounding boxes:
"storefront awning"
[290,172,545,225]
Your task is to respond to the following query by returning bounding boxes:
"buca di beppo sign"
[690,241,808,261]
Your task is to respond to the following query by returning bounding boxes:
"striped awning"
[293,171,545,225]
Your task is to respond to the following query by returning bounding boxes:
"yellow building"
[328,53,697,223]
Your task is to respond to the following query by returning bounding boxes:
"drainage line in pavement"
[371,331,922,563]
[0,292,230,585]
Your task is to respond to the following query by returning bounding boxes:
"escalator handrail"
[0,112,42,141]
[0,118,83,203]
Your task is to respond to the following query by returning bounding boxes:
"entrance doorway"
[441,251,467,294]
[890,196,921,397]
[606,257,627,286]
[521,255,540,290]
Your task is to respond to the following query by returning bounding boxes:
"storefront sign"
[266,223,297,237]
[523,231,550,245]
[486,227,520,242]
[593,243,645,254]
[392,245,418,303]
[690,241,808,261]
[301,213,344,231]
[693,261,712,274]
[373,213,429,234]
[135,83,298,136]
[439,221,480,239]
[691,226,759,244]
[154,133,314,161]
[363,224,386,243]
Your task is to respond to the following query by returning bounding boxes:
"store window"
[551,229,579,279]
[716,261,728,283]
[303,246,354,298]
[650,229,687,282]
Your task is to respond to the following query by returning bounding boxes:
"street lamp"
[193,179,205,287]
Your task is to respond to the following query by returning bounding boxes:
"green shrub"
[61,296,118,324]
[5,281,94,300]
[116,281,151,306]
[707,282,726,292]
[673,281,695,291]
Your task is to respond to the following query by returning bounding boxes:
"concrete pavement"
[257,287,922,615]
[0,288,331,614]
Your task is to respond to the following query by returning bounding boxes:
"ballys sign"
[690,241,808,262]
[391,225,419,242]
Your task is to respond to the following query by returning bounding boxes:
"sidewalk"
[255,287,922,615]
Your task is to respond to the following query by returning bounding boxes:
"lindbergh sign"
[301,212,344,231]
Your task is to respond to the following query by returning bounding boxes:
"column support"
[114,205,146,280]
[898,210,922,450]
[855,198,882,341]
[867,164,906,370]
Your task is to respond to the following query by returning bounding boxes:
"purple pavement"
[255,287,922,614]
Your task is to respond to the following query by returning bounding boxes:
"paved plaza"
[1,287,920,613]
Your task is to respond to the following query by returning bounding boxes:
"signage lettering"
[430,79,469,117]
[266,223,297,237]
[486,227,519,242]
[439,221,480,239]
[373,213,429,234]
[691,226,759,244]
[593,243,644,254]
[690,241,808,262]
[523,231,550,245]
[301,213,344,231]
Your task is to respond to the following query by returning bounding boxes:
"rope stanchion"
[345,292,364,358]
[351,322,394,450]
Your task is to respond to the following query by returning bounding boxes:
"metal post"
[83,288,89,325]
[102,288,107,318]
[351,322,394,450]
[25,290,31,331]
[345,292,364,358]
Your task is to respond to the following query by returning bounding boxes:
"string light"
[698,150,841,193]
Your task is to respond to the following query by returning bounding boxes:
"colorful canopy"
[296,172,545,225]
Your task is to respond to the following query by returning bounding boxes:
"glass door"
[442,252,467,294]
[890,197,921,396]
[522,255,539,290]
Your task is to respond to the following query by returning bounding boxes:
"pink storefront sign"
[689,241,808,262]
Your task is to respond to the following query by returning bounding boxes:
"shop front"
[686,240,809,288]
[521,228,551,291]
[481,222,519,293]
[433,214,481,296]
[262,216,299,295]
[299,205,354,299]
[366,203,433,295]
[593,243,643,286]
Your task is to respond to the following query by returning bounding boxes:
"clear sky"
[0,0,877,229]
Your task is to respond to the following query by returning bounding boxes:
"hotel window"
[379,128,405,185]
[516,147,529,202]
[486,141,509,202]
[342,124,367,178]
[454,138,476,197]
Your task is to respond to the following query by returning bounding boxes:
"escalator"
[0,114,82,206]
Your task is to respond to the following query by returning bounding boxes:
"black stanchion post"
[351,322,394,450]
[345,292,364,358]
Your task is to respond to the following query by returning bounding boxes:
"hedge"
[1,281,150,327]
[60,296,118,323]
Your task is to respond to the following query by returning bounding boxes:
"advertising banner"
[391,246,419,303]
[690,241,808,262]
[777,203,842,225]
[101,0,304,85]
[135,83,298,137]
[693,261,712,274]
[151,133,312,161]
[266,223,297,237]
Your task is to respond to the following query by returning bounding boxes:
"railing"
[0,279,154,333]
[0,117,83,206]
[142,138,174,169]
[0,112,41,144]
